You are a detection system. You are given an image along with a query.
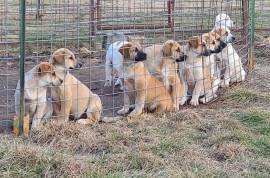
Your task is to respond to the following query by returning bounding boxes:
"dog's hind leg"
[104,59,113,87]
[77,95,102,125]
[77,110,101,125]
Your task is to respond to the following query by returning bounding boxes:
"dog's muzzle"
[176,55,188,62]
[135,51,147,62]
[202,49,214,57]
[213,40,227,53]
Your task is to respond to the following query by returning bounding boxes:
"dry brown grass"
[1,39,270,177]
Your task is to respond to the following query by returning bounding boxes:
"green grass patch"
[233,111,270,136]
[229,88,259,102]
[233,111,270,157]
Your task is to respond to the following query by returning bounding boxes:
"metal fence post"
[249,0,256,70]
[19,0,26,135]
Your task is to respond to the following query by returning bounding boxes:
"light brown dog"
[117,62,173,117]
[104,40,145,90]
[160,58,187,110]
[15,62,63,128]
[144,40,185,75]
[184,35,223,106]
[50,48,102,125]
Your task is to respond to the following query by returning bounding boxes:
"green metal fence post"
[250,0,255,47]
[19,0,26,135]
[248,0,256,70]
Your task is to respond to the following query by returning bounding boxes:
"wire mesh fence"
[0,0,260,132]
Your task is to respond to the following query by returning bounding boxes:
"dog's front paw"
[220,80,230,88]
[190,98,199,106]
[31,119,41,129]
[77,119,92,125]
[128,110,142,118]
[117,107,130,115]
[114,78,121,86]
[104,80,111,87]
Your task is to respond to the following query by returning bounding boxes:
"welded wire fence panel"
[255,0,270,33]
[0,0,256,127]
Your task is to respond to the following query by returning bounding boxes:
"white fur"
[104,41,129,90]
[216,44,246,87]
[214,13,234,29]
[212,14,246,87]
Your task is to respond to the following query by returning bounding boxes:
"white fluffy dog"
[212,14,246,87]
[214,13,234,29]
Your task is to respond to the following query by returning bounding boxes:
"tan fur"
[160,58,187,110]
[144,40,184,75]
[50,48,102,125]
[185,36,220,106]
[117,62,173,117]
[15,62,62,129]
[104,40,144,90]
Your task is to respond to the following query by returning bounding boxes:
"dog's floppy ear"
[162,41,174,56]
[213,28,227,37]
[51,50,65,64]
[119,43,132,58]
[188,36,200,48]
[38,62,52,74]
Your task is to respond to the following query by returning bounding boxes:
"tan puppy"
[184,35,223,106]
[117,62,173,117]
[50,48,102,125]
[104,40,146,90]
[15,62,63,128]
[160,58,187,110]
[144,40,185,75]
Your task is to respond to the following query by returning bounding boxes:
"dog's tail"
[101,116,124,123]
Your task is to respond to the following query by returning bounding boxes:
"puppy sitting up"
[144,40,185,75]
[104,40,146,90]
[117,62,173,117]
[184,34,225,106]
[213,26,246,87]
[160,58,187,111]
[50,48,102,125]
[14,62,63,129]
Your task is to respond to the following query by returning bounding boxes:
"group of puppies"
[104,13,246,116]
[14,14,246,129]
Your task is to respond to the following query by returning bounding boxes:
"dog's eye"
[176,47,180,52]
[225,32,229,36]
[212,41,216,45]
[69,56,73,60]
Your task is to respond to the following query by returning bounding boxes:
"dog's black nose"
[75,63,82,69]
[176,55,188,62]
[135,51,147,62]
[221,40,227,48]
[231,36,236,42]
[202,49,213,56]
